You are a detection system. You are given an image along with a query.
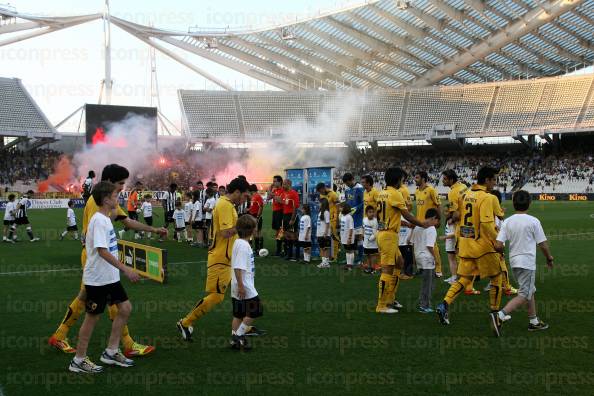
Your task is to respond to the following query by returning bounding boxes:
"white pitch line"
[0,260,206,276]
[548,231,594,239]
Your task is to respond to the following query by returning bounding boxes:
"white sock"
[2,236,5,241]
[61,231,68,237]
[106,347,118,356]
[304,252,310,262]
[73,232,79,239]
[346,252,354,265]
[147,232,152,238]
[529,317,539,325]
[236,322,249,336]
[498,310,506,320]
[73,356,84,364]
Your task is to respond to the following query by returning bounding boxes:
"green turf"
[1,202,593,395]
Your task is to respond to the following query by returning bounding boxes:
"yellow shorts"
[377,231,401,266]
[458,253,505,278]
[205,260,232,294]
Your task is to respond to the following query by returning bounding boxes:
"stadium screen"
[85,104,158,148]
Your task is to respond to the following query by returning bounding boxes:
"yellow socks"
[53,297,85,340]
[444,276,473,305]
[182,293,225,328]
[489,272,503,311]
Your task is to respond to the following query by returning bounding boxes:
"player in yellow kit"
[436,167,506,333]
[396,176,414,282]
[48,164,167,357]
[441,169,479,295]
[316,183,340,261]
[361,174,379,211]
[177,177,251,341]
[375,167,437,314]
[414,171,443,277]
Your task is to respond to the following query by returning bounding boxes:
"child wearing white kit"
[316,198,331,269]
[492,190,554,336]
[362,206,379,274]
[339,203,355,271]
[230,215,265,351]
[409,208,440,313]
[298,204,312,263]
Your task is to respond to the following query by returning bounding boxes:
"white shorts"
[415,255,435,270]
[512,268,536,299]
[445,238,456,253]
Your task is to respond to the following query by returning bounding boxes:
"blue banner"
[306,167,333,257]
[286,168,305,203]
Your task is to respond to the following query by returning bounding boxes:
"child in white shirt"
[440,221,457,284]
[316,198,331,269]
[231,215,264,351]
[494,190,553,333]
[139,194,155,239]
[409,208,439,313]
[339,203,355,271]
[203,190,216,244]
[2,193,17,243]
[70,181,140,374]
[184,192,194,242]
[298,204,312,263]
[173,202,187,242]
[191,190,205,247]
[60,200,79,240]
[362,206,379,274]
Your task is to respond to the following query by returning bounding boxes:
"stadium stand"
[0,78,57,138]
[179,74,594,141]
[0,148,61,190]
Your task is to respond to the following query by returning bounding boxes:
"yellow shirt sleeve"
[430,187,440,206]
[115,204,127,220]
[390,189,407,211]
[218,201,235,231]
[479,195,496,224]
[448,191,456,213]
[493,196,504,218]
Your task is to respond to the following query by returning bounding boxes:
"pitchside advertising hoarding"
[0,192,168,210]
[118,239,168,284]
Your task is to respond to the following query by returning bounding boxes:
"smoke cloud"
[37,92,367,191]
[207,91,367,185]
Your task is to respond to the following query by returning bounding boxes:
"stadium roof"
[1,0,593,91]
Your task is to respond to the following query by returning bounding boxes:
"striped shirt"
[16,197,29,219]
[164,191,176,211]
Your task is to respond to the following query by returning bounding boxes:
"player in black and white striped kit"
[81,170,95,203]
[14,190,40,242]
[163,183,177,240]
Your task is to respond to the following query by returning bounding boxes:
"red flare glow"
[37,156,76,193]
[91,127,128,148]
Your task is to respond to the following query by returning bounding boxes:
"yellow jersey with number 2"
[458,184,504,259]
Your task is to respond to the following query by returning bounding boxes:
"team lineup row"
[33,163,554,373]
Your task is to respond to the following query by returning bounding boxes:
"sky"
[2,1,592,135]
[1,0,359,132]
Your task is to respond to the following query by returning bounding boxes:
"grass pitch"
[1,201,593,395]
